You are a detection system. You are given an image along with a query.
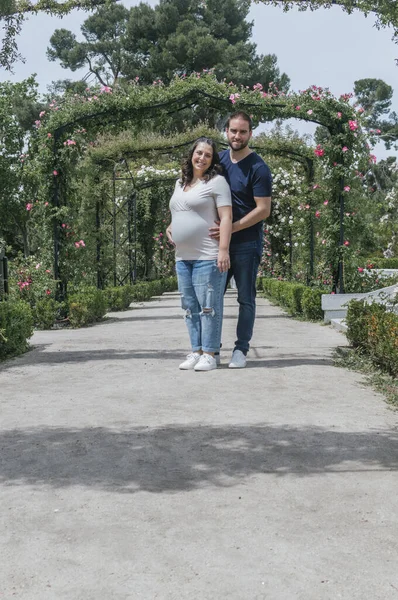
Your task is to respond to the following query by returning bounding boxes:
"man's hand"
[166,224,175,246]
[209,220,221,240]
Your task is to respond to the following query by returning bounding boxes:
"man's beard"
[228,138,249,151]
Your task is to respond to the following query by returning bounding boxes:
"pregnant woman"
[167,137,232,371]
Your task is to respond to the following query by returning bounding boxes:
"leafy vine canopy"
[254,0,398,39]
[32,73,372,190]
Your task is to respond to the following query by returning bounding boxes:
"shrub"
[32,298,61,330]
[104,285,134,311]
[365,258,398,270]
[0,300,34,360]
[68,287,107,327]
[68,277,178,324]
[260,278,309,317]
[346,299,398,377]
[286,283,307,315]
[126,276,177,304]
[367,310,398,377]
[301,288,324,321]
[345,299,384,349]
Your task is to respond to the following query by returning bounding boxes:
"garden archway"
[30,74,371,295]
[86,125,317,285]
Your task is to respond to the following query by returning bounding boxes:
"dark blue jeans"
[226,240,261,355]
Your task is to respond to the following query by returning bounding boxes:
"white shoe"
[179,352,201,370]
[194,354,217,371]
[228,349,247,369]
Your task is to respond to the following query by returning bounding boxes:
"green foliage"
[32,298,60,329]
[47,3,131,86]
[365,257,398,269]
[8,255,57,309]
[256,1,398,40]
[343,262,398,293]
[0,299,33,360]
[126,277,177,303]
[67,286,107,327]
[286,282,307,315]
[354,78,397,150]
[67,277,177,325]
[260,277,321,319]
[345,299,398,377]
[345,299,380,349]
[0,78,41,255]
[1,0,113,71]
[354,78,393,121]
[104,285,134,311]
[301,288,324,321]
[47,0,290,89]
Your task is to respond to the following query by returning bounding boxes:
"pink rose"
[314,145,324,157]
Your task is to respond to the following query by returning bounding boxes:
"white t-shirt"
[169,174,232,261]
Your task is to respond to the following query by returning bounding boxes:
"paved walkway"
[1,291,398,599]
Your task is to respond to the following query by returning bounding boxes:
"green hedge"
[33,298,62,330]
[105,276,177,310]
[346,299,398,377]
[68,287,108,328]
[68,277,178,327]
[0,300,34,360]
[365,258,398,270]
[259,277,323,320]
[301,288,324,321]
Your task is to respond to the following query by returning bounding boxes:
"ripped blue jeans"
[176,259,227,353]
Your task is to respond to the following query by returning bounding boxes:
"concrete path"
[0,291,397,600]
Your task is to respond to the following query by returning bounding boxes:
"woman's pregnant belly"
[172,212,219,259]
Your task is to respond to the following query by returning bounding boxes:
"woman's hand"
[217,249,230,273]
[166,224,175,246]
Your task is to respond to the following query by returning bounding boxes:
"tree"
[0,78,41,255]
[47,0,290,90]
[0,0,114,71]
[354,78,398,149]
[354,78,393,120]
[47,3,130,85]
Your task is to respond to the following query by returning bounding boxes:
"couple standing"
[167,111,272,371]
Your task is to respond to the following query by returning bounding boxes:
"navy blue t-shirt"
[219,150,272,244]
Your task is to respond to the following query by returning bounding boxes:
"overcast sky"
[2,0,398,159]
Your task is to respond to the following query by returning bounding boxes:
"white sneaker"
[228,349,247,369]
[179,352,201,370]
[194,354,217,371]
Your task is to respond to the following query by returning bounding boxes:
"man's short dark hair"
[225,111,253,131]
